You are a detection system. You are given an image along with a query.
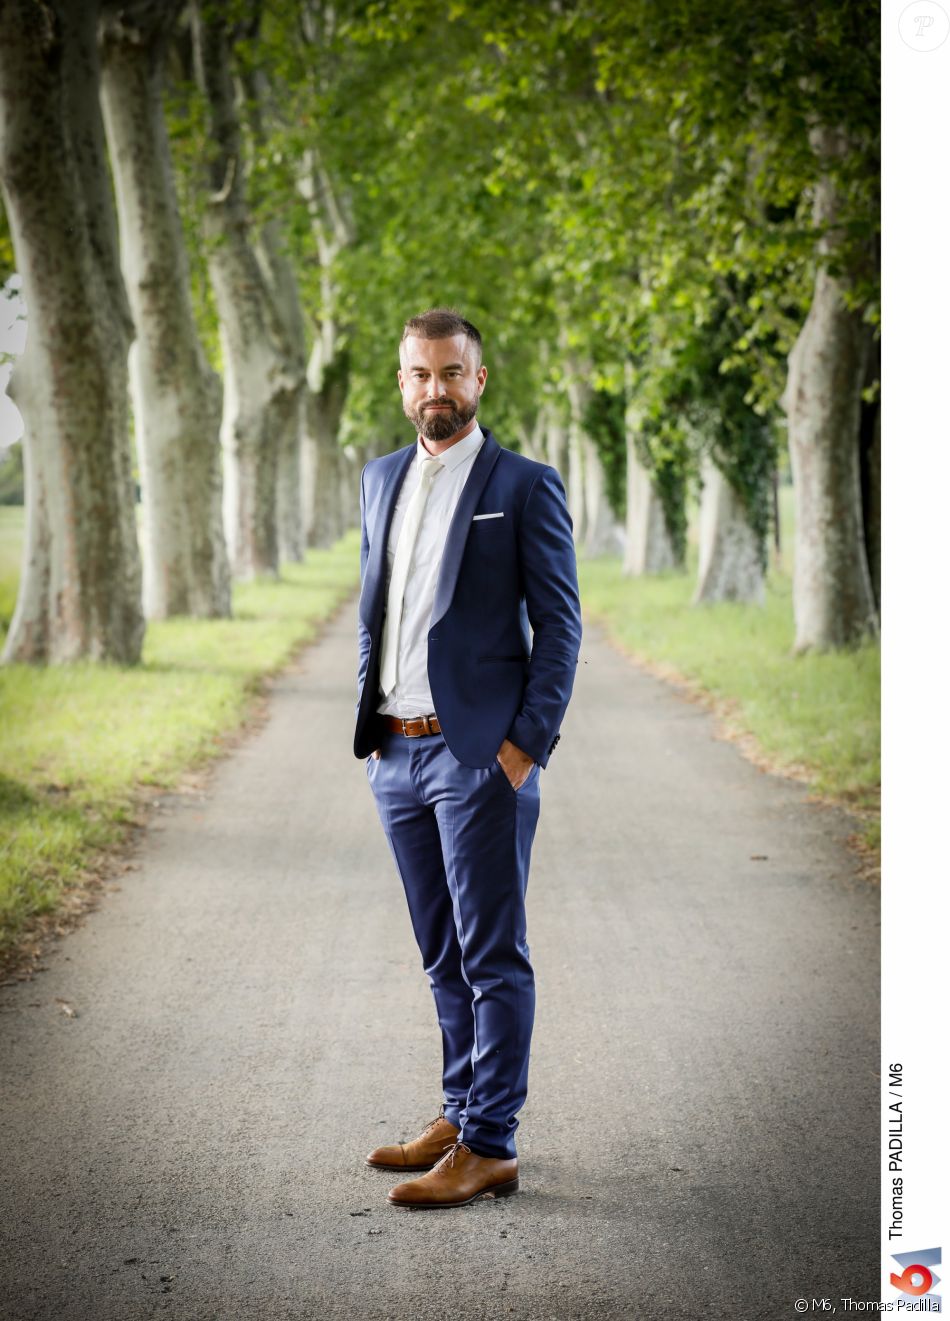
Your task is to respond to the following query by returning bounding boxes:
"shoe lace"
[436,1139,471,1169]
[420,1105,448,1136]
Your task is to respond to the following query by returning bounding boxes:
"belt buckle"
[400,714,432,737]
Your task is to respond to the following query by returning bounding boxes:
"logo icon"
[899,1,950,51]
[891,1248,942,1311]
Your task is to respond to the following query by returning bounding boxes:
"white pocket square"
[473,512,504,521]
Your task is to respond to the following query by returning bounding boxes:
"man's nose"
[426,379,446,398]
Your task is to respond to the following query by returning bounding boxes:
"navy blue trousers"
[366,729,541,1160]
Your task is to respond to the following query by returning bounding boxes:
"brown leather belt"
[382,713,442,738]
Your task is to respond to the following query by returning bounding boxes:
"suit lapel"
[431,430,502,627]
[359,443,415,630]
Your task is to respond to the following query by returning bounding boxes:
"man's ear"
[397,369,405,394]
[476,364,488,393]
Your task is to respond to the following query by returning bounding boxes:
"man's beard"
[404,394,479,442]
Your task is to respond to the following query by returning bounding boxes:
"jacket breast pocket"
[468,516,510,558]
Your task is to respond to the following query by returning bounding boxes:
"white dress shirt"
[377,423,485,718]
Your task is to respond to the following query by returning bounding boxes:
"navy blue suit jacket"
[354,427,582,769]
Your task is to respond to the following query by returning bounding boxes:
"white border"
[881,0,950,1303]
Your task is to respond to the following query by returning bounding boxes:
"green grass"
[579,489,880,854]
[1,485,880,954]
[0,510,360,957]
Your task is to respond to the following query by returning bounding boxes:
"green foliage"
[638,425,692,567]
[163,59,222,372]
[582,390,626,520]
[0,202,13,286]
[0,441,23,506]
[158,0,877,488]
[681,298,779,560]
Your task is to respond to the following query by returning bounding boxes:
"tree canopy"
[0,0,880,659]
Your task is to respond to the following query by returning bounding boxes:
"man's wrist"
[505,717,547,767]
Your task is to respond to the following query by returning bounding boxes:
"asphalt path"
[0,600,880,1321]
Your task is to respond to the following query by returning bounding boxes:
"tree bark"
[238,57,310,567]
[304,340,348,549]
[100,2,230,619]
[622,404,677,576]
[191,6,296,581]
[781,126,878,652]
[864,402,881,614]
[562,371,622,555]
[859,338,881,614]
[581,435,620,556]
[693,454,766,604]
[338,442,364,532]
[544,406,569,482]
[254,218,308,564]
[0,0,144,663]
[515,407,545,463]
[568,377,591,546]
[772,470,782,573]
[296,143,355,550]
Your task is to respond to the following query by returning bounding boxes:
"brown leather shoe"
[387,1141,519,1209]
[365,1109,461,1172]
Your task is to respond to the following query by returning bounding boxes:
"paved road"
[0,601,880,1321]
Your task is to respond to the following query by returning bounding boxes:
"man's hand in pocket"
[496,738,534,790]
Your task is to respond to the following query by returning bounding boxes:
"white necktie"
[380,456,444,696]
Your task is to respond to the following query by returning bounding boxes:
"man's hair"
[400,308,482,363]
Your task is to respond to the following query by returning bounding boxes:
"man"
[354,308,582,1209]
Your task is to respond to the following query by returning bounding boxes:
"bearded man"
[354,308,582,1209]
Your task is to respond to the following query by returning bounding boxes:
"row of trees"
[0,0,880,665]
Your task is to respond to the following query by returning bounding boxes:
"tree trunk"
[565,375,590,547]
[693,454,765,604]
[0,0,144,664]
[254,218,308,564]
[240,53,311,568]
[623,407,677,576]
[516,408,545,463]
[544,406,569,482]
[274,386,306,563]
[305,343,348,549]
[772,469,782,573]
[581,435,620,556]
[339,443,364,531]
[100,4,230,620]
[191,7,296,581]
[565,370,622,556]
[859,338,881,614]
[864,403,881,614]
[781,127,878,652]
[296,139,355,549]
